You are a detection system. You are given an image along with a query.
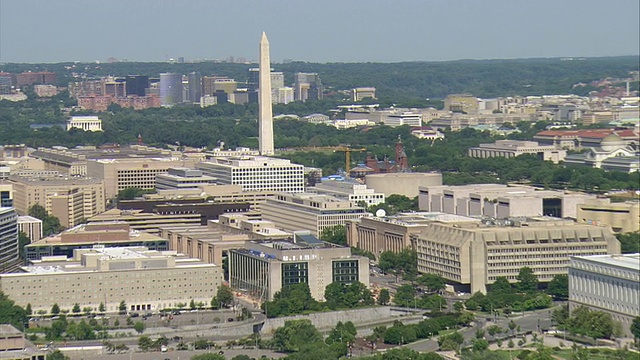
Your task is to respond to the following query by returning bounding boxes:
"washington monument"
[258,32,274,155]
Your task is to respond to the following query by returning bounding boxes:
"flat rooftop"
[369,212,480,226]
[573,253,640,271]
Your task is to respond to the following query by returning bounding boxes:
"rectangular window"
[281,262,308,286]
[332,260,359,284]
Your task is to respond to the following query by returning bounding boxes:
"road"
[405,308,554,353]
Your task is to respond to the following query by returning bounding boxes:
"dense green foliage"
[617,232,640,254]
[1,94,638,192]
[465,269,554,313]
[262,283,322,318]
[28,204,63,236]
[324,281,374,309]
[631,316,640,341]
[0,292,27,330]
[270,319,323,352]
[211,284,234,309]
[377,249,418,280]
[319,225,347,246]
[546,274,568,300]
[554,305,614,339]
[367,194,419,216]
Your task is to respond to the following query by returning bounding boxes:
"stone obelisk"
[258,32,274,155]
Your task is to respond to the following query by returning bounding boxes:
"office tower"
[159,73,183,106]
[187,72,202,103]
[258,32,274,155]
[0,207,18,269]
[197,156,304,193]
[294,72,323,101]
[125,75,149,96]
[248,69,283,92]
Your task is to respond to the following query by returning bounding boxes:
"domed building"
[564,133,639,172]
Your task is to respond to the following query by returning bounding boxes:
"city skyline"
[0,0,638,64]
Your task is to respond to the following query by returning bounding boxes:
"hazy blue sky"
[1,0,638,63]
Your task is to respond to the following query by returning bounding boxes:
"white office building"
[309,180,385,206]
[155,167,217,190]
[196,156,304,193]
[569,254,640,337]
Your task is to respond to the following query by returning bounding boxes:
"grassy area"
[491,348,638,360]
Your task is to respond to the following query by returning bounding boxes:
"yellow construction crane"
[333,146,366,174]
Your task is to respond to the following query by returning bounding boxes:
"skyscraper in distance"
[258,32,274,155]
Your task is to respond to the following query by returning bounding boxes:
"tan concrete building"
[160,224,250,266]
[30,145,187,178]
[88,208,202,234]
[569,254,640,337]
[87,157,197,199]
[419,184,595,219]
[8,174,105,219]
[346,212,479,258]
[468,140,567,164]
[229,237,369,302]
[261,193,368,237]
[24,222,169,261]
[136,185,275,212]
[0,246,222,314]
[365,172,443,198]
[0,324,47,360]
[577,199,639,233]
[410,219,620,293]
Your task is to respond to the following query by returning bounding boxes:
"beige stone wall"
[0,265,221,314]
[366,173,442,198]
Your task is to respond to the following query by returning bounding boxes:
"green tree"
[28,204,63,236]
[98,302,105,313]
[378,288,390,305]
[72,303,81,314]
[438,331,464,351]
[28,204,47,220]
[393,284,416,308]
[51,303,60,315]
[566,306,613,339]
[216,285,234,308]
[116,187,154,201]
[547,274,568,300]
[270,319,322,352]
[190,298,196,309]
[25,303,32,316]
[138,335,152,351]
[417,273,446,293]
[0,292,28,330]
[327,321,357,344]
[134,321,146,334]
[516,267,539,293]
[118,300,127,314]
[453,301,464,312]
[617,232,640,254]
[631,316,640,343]
[320,225,347,246]
[18,232,30,260]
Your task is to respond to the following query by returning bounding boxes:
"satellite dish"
[375,209,386,217]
